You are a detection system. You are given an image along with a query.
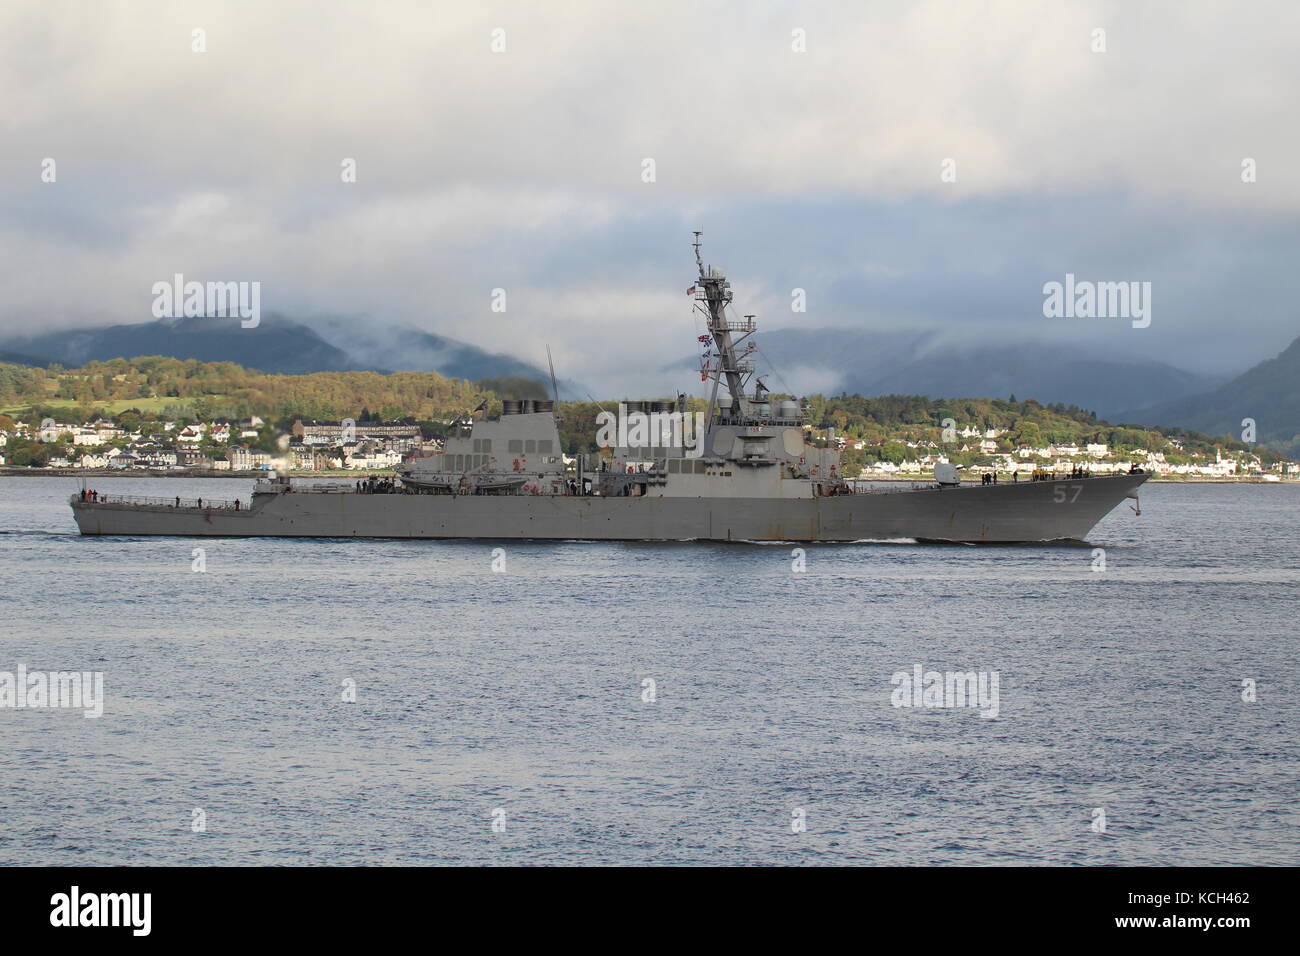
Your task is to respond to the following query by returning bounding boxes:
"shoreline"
[2,468,1292,484]
[850,474,1291,484]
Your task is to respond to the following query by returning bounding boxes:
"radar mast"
[691,232,759,431]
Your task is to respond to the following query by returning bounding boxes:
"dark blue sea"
[1,475,1296,865]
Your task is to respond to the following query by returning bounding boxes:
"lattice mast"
[692,232,759,431]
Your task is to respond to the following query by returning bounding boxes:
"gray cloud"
[2,0,1297,396]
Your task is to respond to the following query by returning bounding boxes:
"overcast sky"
[3,0,1298,394]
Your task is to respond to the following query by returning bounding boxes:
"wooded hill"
[0,356,1282,466]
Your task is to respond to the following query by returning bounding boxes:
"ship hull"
[71,474,1147,543]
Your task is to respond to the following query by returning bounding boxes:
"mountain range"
[730,328,1226,421]
[1115,334,1300,457]
[3,316,1298,456]
[681,326,1297,456]
[1,315,579,394]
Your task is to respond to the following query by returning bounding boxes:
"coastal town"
[2,413,1295,481]
[0,416,427,473]
[837,425,1298,480]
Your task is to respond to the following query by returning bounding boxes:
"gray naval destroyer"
[71,237,1147,542]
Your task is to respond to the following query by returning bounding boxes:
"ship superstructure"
[399,233,842,502]
[398,402,567,495]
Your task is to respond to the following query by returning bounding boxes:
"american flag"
[686,286,696,296]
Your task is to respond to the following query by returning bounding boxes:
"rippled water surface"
[1,475,1296,865]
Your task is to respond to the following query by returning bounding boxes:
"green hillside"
[0,356,1287,469]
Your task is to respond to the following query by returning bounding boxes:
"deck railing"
[71,493,244,510]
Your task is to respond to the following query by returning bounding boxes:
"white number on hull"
[1053,485,1083,503]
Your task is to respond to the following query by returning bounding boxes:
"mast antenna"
[546,344,561,411]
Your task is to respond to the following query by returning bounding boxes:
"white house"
[138,450,180,468]
[228,447,271,470]
[863,460,900,475]
[1017,446,1051,459]
[38,422,75,442]
[346,449,402,470]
